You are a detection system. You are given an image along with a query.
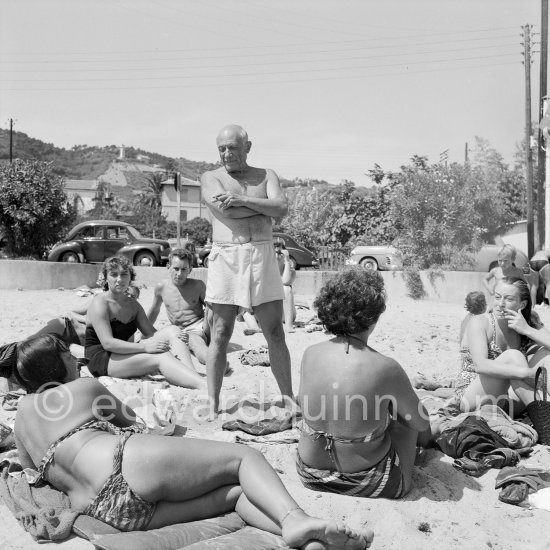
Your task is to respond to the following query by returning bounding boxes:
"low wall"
[0,260,101,290]
[1,260,487,304]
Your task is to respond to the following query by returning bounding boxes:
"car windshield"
[126,226,142,239]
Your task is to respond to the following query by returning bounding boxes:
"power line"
[1,60,520,92]
[0,42,520,73]
[0,30,528,60]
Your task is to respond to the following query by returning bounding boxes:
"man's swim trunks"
[205,241,284,310]
[180,317,206,338]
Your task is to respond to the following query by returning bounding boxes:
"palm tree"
[138,171,166,237]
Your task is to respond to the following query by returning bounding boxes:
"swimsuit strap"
[344,334,365,354]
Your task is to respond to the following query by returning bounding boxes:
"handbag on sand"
[526,366,550,446]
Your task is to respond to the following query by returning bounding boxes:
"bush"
[0,159,75,258]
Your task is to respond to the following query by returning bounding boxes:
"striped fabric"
[296,446,404,499]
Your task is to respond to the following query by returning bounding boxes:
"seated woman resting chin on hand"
[456,277,550,415]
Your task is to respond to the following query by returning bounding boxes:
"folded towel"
[0,458,78,542]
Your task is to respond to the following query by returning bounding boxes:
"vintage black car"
[198,232,318,270]
[47,220,171,266]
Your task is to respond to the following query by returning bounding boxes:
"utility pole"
[9,118,14,162]
[464,142,469,164]
[539,0,548,248]
[523,24,535,259]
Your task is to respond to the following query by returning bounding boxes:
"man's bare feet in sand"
[282,509,373,549]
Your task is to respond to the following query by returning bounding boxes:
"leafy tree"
[389,159,513,269]
[0,159,75,257]
[180,217,212,246]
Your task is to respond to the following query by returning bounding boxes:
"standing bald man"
[201,124,293,418]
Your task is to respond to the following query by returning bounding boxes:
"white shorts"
[205,241,285,310]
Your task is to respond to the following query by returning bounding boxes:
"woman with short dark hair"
[296,267,429,499]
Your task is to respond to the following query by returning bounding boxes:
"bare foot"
[282,509,373,549]
[244,328,261,336]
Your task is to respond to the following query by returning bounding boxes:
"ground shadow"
[403,448,482,502]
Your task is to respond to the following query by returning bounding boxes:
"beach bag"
[526,366,550,445]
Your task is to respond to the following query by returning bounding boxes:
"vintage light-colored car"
[347,243,529,272]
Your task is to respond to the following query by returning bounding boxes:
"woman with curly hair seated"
[296,267,429,499]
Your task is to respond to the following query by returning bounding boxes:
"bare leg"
[243,311,262,335]
[387,420,418,495]
[254,300,293,402]
[283,285,296,333]
[121,436,372,548]
[206,304,238,417]
[188,333,208,365]
[108,352,204,389]
[460,350,529,412]
[154,326,197,372]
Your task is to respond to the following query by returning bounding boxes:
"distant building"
[161,176,209,223]
[64,179,98,212]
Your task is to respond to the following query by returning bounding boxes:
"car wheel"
[61,251,80,263]
[289,256,298,270]
[134,251,157,266]
[202,255,210,268]
[360,257,379,271]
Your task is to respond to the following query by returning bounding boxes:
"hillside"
[0,128,345,190]
[0,128,219,181]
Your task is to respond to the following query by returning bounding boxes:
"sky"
[0,0,547,186]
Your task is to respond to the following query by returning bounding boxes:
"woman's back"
[298,338,400,472]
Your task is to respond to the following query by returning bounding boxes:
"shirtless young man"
[201,124,293,418]
[148,249,209,365]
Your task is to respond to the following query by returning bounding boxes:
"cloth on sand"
[89,513,287,550]
[222,416,294,436]
[453,447,521,477]
[0,455,78,542]
[240,347,270,367]
[435,415,510,459]
[430,404,538,450]
[205,241,284,310]
[495,466,550,505]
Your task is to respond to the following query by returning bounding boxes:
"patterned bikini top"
[36,419,143,484]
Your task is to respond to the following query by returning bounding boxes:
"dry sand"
[1,286,549,550]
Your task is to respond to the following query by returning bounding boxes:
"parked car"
[347,245,403,271]
[347,243,529,272]
[47,220,171,266]
[198,233,319,270]
[272,232,319,270]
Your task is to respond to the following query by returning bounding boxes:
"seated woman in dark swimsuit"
[85,256,203,389]
[13,334,373,549]
[296,267,429,499]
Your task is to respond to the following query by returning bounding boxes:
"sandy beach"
[1,286,549,550]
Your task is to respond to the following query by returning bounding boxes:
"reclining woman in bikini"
[85,255,203,389]
[13,333,373,549]
[296,267,429,499]
[455,276,550,414]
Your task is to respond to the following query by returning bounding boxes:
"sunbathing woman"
[296,267,429,499]
[85,256,204,389]
[456,277,550,413]
[13,334,373,549]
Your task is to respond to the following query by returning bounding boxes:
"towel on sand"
[240,347,270,367]
[0,456,78,542]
